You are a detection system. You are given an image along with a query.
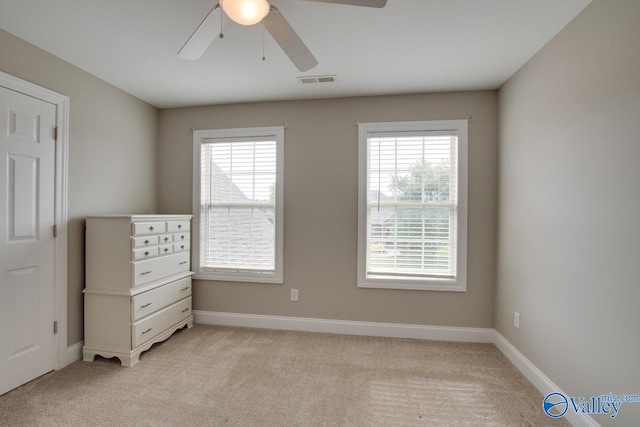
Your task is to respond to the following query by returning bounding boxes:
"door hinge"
[54,127,58,141]
[53,321,58,334]
[53,224,58,238]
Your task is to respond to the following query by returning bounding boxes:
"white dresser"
[83,214,194,366]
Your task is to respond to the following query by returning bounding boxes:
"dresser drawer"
[132,221,166,235]
[159,234,173,244]
[132,246,158,261]
[167,220,190,233]
[131,276,191,322]
[173,242,189,253]
[132,236,159,248]
[132,297,192,348]
[173,232,190,243]
[158,244,173,256]
[133,252,190,287]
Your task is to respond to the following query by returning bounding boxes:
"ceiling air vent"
[297,75,337,85]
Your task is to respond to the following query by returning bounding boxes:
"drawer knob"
[141,302,152,308]
[142,328,153,335]
[178,224,182,229]
[144,240,150,244]
[164,237,169,242]
[180,245,185,249]
[179,261,188,265]
[144,251,150,256]
[148,226,154,231]
[181,308,189,313]
[163,248,169,252]
[180,235,185,240]
[181,286,189,291]
[140,271,152,275]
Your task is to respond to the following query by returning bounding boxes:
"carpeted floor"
[0,324,569,426]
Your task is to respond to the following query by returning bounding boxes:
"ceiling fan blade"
[297,0,387,8]
[178,4,224,60]
[263,7,318,72]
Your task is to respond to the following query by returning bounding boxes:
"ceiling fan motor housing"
[220,0,271,26]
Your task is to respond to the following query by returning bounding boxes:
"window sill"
[193,270,283,284]
[357,276,466,292]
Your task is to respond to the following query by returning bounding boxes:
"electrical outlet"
[290,288,299,302]
[514,311,520,330]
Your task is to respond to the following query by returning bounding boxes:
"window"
[357,120,467,291]
[192,126,284,283]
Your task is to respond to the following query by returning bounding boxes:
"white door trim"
[0,71,69,370]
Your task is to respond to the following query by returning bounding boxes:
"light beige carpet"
[0,324,569,426]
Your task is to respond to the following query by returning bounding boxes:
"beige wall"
[0,29,159,345]
[496,1,640,425]
[3,1,637,420]
[159,91,498,327]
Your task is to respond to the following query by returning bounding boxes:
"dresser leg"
[82,349,97,362]
[122,353,139,367]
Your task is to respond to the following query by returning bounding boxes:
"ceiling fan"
[178,0,387,72]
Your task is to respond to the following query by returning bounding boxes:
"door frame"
[0,71,69,370]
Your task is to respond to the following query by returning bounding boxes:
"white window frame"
[357,120,468,292]
[192,126,284,284]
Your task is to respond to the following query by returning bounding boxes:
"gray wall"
[0,29,159,345]
[159,91,498,327]
[496,1,640,425]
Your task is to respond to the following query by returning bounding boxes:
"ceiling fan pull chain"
[262,22,266,61]
[220,7,224,39]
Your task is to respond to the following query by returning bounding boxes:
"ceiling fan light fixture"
[221,0,270,26]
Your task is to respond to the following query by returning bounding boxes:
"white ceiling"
[0,0,591,109]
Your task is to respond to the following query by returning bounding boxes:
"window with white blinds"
[357,120,468,291]
[193,126,284,283]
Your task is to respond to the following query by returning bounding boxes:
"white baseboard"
[193,310,495,342]
[65,341,84,366]
[493,331,599,427]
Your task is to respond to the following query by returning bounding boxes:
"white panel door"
[0,87,57,395]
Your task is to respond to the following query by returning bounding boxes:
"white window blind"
[194,126,284,283]
[358,121,467,291]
